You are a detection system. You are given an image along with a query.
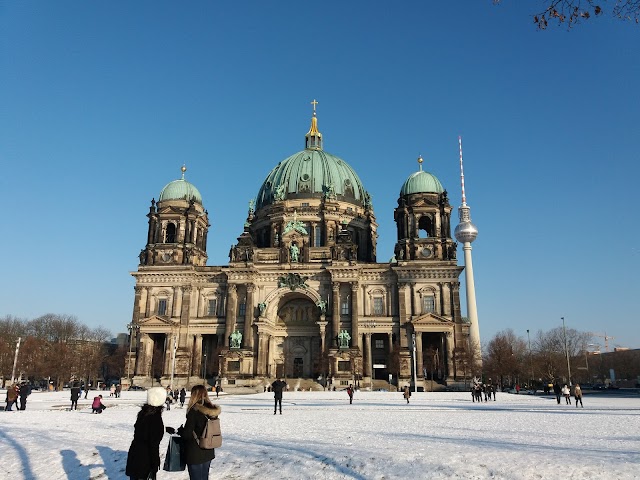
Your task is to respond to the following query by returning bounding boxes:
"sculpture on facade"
[274,184,286,201]
[290,243,300,262]
[316,299,327,315]
[258,302,267,316]
[230,330,243,349]
[338,330,351,349]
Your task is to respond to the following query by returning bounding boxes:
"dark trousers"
[6,400,15,411]
[19,399,26,410]
[187,460,211,480]
[274,397,282,413]
[71,399,78,410]
[555,393,561,404]
[575,396,583,407]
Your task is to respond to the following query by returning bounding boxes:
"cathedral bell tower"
[394,156,456,262]
[139,166,209,267]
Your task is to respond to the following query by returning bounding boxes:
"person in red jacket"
[92,395,106,413]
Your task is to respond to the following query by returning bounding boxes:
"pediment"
[139,315,177,327]
[410,312,453,326]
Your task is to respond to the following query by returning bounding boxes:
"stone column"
[224,285,237,347]
[332,282,340,347]
[193,334,203,376]
[388,332,394,354]
[136,333,149,376]
[365,333,372,378]
[415,332,424,379]
[445,332,454,379]
[144,287,151,317]
[257,332,268,376]
[351,282,359,349]
[132,286,143,324]
[398,283,409,348]
[244,284,254,350]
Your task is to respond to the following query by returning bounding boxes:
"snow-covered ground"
[1,388,638,479]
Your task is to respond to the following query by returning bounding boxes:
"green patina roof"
[400,170,444,196]
[159,178,203,204]
[255,148,367,210]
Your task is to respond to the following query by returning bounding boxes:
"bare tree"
[493,0,640,29]
[483,329,527,387]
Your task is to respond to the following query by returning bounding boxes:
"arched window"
[418,216,433,238]
[165,223,176,243]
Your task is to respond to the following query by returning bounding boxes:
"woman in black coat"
[179,384,221,480]
[126,387,170,480]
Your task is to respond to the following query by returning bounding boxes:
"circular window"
[301,174,310,181]
[421,247,432,258]
[344,179,352,187]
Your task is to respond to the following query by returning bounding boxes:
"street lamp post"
[561,317,572,386]
[412,332,418,393]
[526,329,533,388]
[126,322,140,387]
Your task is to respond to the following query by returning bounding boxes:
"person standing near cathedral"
[574,384,583,408]
[272,378,287,414]
[70,383,81,410]
[18,382,31,410]
[347,385,354,404]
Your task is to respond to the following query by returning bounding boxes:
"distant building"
[127,106,478,389]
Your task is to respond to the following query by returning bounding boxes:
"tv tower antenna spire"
[454,136,481,365]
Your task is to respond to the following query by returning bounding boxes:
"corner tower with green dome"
[139,166,209,268]
[394,155,456,262]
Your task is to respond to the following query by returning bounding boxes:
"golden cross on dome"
[310,99,318,113]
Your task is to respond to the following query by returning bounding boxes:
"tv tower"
[454,136,481,363]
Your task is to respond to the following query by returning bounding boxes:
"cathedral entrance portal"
[275,296,324,379]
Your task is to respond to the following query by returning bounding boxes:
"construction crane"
[589,332,615,352]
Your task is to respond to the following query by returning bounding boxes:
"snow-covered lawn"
[1,389,638,479]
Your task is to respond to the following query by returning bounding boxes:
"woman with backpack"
[179,384,221,480]
[125,387,173,480]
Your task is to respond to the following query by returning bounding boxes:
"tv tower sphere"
[454,220,478,244]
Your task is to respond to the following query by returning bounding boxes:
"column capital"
[350,282,359,291]
[246,283,255,293]
[228,284,237,294]
[332,282,340,291]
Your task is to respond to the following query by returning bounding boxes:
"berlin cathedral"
[126,104,476,391]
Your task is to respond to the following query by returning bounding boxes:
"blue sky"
[1,1,638,349]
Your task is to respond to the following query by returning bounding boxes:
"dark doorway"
[293,357,303,377]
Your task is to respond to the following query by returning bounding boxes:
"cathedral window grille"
[158,299,167,316]
[238,301,246,317]
[314,226,322,247]
[165,223,176,243]
[422,296,435,314]
[208,299,217,316]
[341,300,350,315]
[375,339,384,349]
[301,202,309,207]
[373,297,384,316]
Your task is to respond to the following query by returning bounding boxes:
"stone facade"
[127,110,474,390]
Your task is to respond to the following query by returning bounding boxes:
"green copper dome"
[255,110,368,210]
[400,156,444,195]
[159,167,203,204]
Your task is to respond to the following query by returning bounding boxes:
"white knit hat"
[147,387,166,407]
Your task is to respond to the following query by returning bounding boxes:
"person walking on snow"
[403,385,411,404]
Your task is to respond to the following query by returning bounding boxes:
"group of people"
[109,384,122,397]
[164,386,187,409]
[4,382,31,411]
[471,381,496,402]
[553,382,584,407]
[126,384,221,480]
